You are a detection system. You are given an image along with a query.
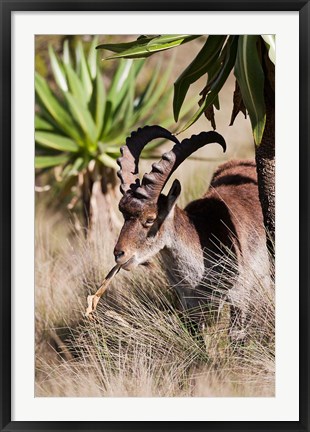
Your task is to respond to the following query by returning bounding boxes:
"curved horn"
[135,131,226,201]
[117,125,180,194]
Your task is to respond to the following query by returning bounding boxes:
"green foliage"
[35,36,191,184]
[180,36,239,134]
[173,35,226,122]
[261,35,275,64]
[99,34,275,146]
[96,34,200,59]
[234,36,266,145]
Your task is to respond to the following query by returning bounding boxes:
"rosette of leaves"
[35,37,191,233]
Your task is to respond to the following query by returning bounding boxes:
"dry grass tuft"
[35,201,274,397]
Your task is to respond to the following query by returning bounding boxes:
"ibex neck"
[160,206,204,288]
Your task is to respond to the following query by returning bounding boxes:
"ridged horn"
[136,131,226,201]
[117,125,180,194]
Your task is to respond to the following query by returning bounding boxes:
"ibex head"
[114,125,226,270]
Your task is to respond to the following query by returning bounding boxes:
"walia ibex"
[114,125,269,341]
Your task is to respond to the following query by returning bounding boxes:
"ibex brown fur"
[114,125,269,340]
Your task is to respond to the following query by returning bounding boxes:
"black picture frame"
[1,1,309,431]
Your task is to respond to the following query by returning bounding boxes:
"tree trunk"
[80,164,121,240]
[255,50,275,256]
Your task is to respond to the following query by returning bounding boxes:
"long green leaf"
[147,34,200,51]
[179,36,238,133]
[134,61,162,112]
[122,65,135,129]
[132,57,173,124]
[101,35,201,59]
[35,131,79,152]
[67,157,84,176]
[100,60,131,138]
[35,154,70,169]
[106,59,132,107]
[96,35,157,53]
[110,59,144,113]
[234,35,266,145]
[100,100,113,139]
[63,39,72,66]
[145,87,173,125]
[35,115,54,131]
[87,35,99,79]
[111,60,144,130]
[103,59,145,139]
[89,72,106,139]
[64,92,98,145]
[149,34,199,45]
[64,63,88,106]
[97,153,118,169]
[48,45,68,92]
[35,72,81,142]
[173,35,226,121]
[261,35,275,65]
[77,41,93,101]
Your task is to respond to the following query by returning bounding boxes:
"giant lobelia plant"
[97,35,275,253]
[35,36,191,235]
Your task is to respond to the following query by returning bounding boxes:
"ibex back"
[114,125,268,340]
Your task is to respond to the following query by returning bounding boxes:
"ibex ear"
[153,180,181,234]
[166,179,181,214]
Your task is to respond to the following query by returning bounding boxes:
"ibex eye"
[145,219,155,226]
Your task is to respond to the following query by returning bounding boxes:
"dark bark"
[255,50,275,256]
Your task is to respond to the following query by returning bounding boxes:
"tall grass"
[35,221,274,397]
[35,166,274,398]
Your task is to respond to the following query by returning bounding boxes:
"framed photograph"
[1,0,309,431]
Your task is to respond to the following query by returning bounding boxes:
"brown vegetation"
[35,164,274,397]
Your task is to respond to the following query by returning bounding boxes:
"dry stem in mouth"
[85,264,121,319]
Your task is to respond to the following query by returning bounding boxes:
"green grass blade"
[35,154,70,169]
[48,44,68,92]
[35,131,79,152]
[234,35,266,145]
[173,35,226,121]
